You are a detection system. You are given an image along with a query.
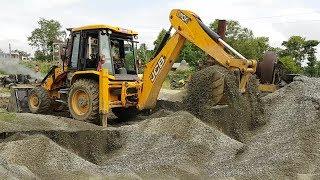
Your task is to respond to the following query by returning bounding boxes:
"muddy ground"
[0,76,319,179]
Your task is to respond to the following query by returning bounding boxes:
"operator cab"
[67,24,139,80]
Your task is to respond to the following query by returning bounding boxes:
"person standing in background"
[34,64,40,73]
[34,64,41,83]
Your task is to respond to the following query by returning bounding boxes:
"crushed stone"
[0,76,319,179]
[184,65,265,142]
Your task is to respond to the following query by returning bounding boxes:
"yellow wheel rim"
[71,89,90,116]
[29,93,39,109]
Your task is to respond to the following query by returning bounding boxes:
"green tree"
[209,20,270,60]
[279,55,303,74]
[137,43,153,65]
[210,20,253,40]
[28,18,66,61]
[280,36,319,76]
[280,36,306,66]
[315,61,320,77]
[153,29,205,68]
[153,29,167,52]
[302,40,319,76]
[178,41,206,67]
[153,21,271,68]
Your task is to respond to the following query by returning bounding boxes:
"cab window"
[70,33,80,68]
[110,37,137,75]
[99,31,114,73]
[82,31,99,69]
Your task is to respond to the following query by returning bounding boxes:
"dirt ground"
[0,87,10,109]
[0,76,319,179]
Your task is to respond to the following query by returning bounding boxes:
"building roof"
[172,63,180,69]
[72,24,138,35]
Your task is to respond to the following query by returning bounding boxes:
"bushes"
[20,60,56,75]
[279,56,303,74]
[167,69,194,89]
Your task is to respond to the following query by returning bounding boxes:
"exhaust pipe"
[217,20,227,40]
[196,18,247,60]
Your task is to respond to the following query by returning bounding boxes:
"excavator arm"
[138,9,257,110]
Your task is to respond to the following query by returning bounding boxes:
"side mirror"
[60,46,67,61]
[61,38,71,65]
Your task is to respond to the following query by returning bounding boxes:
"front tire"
[68,79,99,124]
[28,87,52,113]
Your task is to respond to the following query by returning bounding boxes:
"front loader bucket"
[7,85,34,113]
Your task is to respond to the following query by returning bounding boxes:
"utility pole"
[9,43,12,58]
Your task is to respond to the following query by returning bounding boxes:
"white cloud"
[0,0,319,59]
[168,0,320,58]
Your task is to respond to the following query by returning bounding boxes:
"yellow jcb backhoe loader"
[17,9,283,126]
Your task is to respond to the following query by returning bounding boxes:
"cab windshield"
[110,36,137,75]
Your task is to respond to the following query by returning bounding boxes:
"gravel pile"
[0,113,103,133]
[0,111,243,179]
[0,76,319,179]
[184,66,265,142]
[101,111,244,178]
[207,76,320,178]
[0,134,103,179]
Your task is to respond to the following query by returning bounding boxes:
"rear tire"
[68,79,99,124]
[28,87,52,114]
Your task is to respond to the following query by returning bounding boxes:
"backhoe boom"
[138,9,257,110]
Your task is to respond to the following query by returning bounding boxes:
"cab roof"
[72,24,138,35]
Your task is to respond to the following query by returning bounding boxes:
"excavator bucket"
[6,65,61,113]
[6,85,33,113]
[256,52,277,84]
[256,51,296,92]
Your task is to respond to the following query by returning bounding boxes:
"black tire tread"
[28,87,52,114]
[68,79,99,124]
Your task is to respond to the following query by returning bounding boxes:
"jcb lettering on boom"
[177,11,191,23]
[150,56,166,82]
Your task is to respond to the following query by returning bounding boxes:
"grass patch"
[20,60,58,75]
[0,109,16,122]
[162,70,194,90]
[162,78,171,89]
[0,69,6,75]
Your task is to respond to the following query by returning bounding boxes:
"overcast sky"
[0,0,319,57]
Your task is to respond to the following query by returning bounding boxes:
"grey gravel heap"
[207,76,320,178]
[0,76,319,179]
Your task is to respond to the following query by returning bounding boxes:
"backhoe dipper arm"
[137,9,257,110]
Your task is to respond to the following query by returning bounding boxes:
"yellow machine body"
[31,9,277,126]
